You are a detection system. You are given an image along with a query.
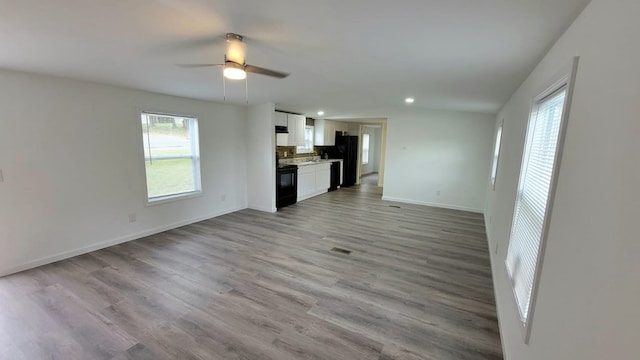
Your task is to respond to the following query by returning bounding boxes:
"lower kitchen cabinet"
[315,166,331,193]
[297,171,315,200]
[297,163,331,201]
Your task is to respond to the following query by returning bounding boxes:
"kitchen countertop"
[287,159,342,167]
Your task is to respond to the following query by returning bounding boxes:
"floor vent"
[389,205,401,208]
[331,247,352,255]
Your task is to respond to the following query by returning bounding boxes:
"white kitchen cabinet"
[297,167,316,200]
[276,111,289,146]
[288,114,305,146]
[315,164,331,193]
[314,119,349,146]
[314,119,327,145]
[315,119,335,146]
[297,163,331,201]
[324,121,336,145]
[276,112,305,146]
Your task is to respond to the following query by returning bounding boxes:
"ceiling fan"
[179,33,289,103]
[180,33,289,80]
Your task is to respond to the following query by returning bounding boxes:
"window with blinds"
[362,134,370,165]
[491,123,503,189]
[506,85,570,335]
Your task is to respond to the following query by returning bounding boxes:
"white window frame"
[491,121,504,189]
[505,57,579,343]
[296,125,315,154]
[140,111,202,205]
[362,133,370,165]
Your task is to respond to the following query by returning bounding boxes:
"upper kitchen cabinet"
[315,119,349,146]
[276,112,305,146]
[289,114,305,146]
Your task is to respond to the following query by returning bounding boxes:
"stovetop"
[277,164,298,170]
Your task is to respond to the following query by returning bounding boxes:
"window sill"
[145,190,202,207]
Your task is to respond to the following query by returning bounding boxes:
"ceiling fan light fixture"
[225,33,247,65]
[223,66,247,80]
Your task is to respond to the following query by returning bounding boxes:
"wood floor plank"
[28,284,138,360]
[0,185,502,359]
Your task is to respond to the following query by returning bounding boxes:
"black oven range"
[276,164,297,209]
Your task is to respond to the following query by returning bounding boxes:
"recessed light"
[317,111,325,116]
[405,97,415,104]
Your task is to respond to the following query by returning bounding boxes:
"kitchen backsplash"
[277,145,338,159]
[276,146,317,159]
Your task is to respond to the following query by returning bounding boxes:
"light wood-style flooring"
[360,172,379,186]
[0,186,502,360]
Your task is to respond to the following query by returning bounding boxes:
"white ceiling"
[0,0,590,117]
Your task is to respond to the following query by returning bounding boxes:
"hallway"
[360,172,379,186]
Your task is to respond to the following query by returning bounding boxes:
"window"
[491,123,504,189]
[141,112,201,202]
[505,58,577,343]
[297,125,314,154]
[362,134,370,165]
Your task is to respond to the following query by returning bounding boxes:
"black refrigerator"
[335,133,358,187]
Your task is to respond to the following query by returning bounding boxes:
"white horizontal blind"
[506,87,567,323]
[491,124,503,187]
[362,134,370,165]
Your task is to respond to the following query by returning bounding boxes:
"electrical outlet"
[436,190,441,196]
[220,194,226,201]
[128,213,137,223]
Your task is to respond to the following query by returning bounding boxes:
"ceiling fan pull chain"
[223,66,226,102]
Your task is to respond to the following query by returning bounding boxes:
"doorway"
[359,124,383,188]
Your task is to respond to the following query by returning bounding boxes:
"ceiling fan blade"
[176,63,224,68]
[245,64,289,79]
[152,34,227,55]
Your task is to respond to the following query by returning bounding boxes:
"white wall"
[347,123,360,135]
[372,127,381,173]
[485,0,640,358]
[246,103,276,212]
[0,70,248,276]
[381,107,495,212]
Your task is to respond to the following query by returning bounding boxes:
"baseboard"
[298,190,329,203]
[248,205,277,213]
[381,196,484,213]
[0,206,245,277]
